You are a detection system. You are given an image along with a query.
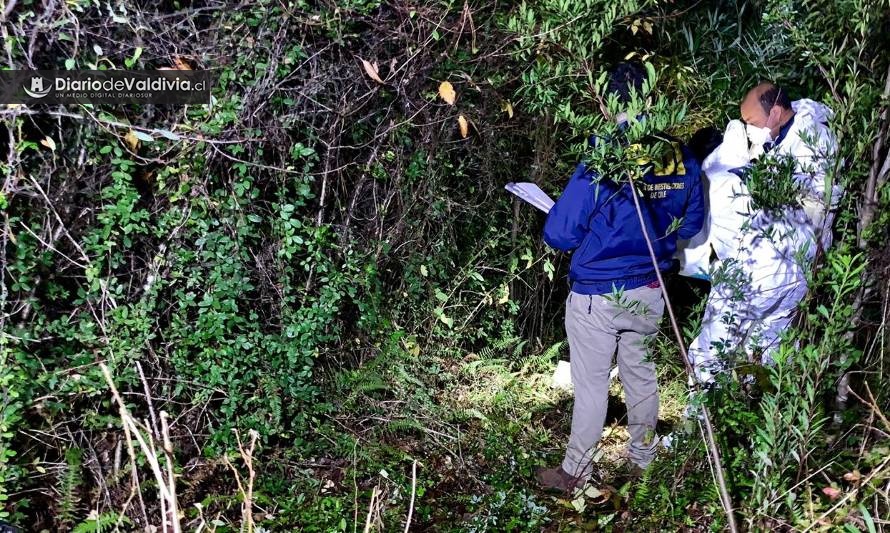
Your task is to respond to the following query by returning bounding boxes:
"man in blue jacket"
[535,63,705,492]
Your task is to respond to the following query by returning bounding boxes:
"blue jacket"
[543,134,705,295]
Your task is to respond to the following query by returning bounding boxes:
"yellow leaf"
[124,130,139,151]
[402,338,421,357]
[643,21,653,34]
[438,81,456,105]
[501,100,514,118]
[40,136,56,151]
[457,115,469,138]
[360,58,384,84]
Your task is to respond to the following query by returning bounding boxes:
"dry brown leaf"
[124,130,139,151]
[457,115,469,138]
[6,219,16,244]
[40,136,56,151]
[821,486,841,501]
[439,81,456,105]
[843,470,862,483]
[173,56,192,70]
[361,58,384,84]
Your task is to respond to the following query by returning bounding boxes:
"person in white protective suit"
[685,82,842,382]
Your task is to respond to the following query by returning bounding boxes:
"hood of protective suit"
[702,120,752,261]
[791,98,834,125]
[781,99,837,159]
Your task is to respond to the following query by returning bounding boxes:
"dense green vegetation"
[1,0,889,530]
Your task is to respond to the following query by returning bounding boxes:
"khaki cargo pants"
[561,284,665,479]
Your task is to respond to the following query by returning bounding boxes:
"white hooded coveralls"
[687,100,840,381]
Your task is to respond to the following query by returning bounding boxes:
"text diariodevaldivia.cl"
[53,77,207,92]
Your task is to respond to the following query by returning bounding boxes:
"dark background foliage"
[1,0,889,530]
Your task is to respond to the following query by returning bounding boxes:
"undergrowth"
[1,0,888,531]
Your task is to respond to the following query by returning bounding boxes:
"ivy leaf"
[434,307,453,328]
[543,258,555,281]
[497,284,509,304]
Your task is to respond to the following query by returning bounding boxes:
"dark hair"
[606,62,646,104]
[758,83,792,114]
[688,126,723,165]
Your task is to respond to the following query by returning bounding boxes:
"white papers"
[551,360,573,390]
[550,361,620,392]
[505,182,555,213]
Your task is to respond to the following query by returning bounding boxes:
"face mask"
[745,123,772,147]
[745,93,780,150]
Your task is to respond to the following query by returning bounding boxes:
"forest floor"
[256,334,699,531]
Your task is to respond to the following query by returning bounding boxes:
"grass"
[236,317,718,531]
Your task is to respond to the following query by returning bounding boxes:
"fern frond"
[385,418,425,435]
[58,447,83,527]
[72,511,132,533]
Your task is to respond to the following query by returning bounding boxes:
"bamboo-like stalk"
[99,363,182,533]
[626,174,740,533]
[404,459,419,533]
